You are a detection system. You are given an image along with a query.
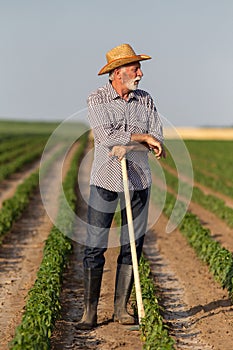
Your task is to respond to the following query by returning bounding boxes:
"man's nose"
[137,68,143,77]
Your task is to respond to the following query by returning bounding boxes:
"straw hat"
[98,43,151,75]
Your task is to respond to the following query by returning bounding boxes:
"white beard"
[122,71,141,91]
[125,78,140,91]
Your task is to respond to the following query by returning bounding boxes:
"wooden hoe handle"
[121,157,145,324]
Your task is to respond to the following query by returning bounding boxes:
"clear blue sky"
[0,0,232,126]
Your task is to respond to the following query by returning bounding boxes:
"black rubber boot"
[77,267,103,330]
[113,264,135,325]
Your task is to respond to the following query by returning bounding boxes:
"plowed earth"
[0,145,78,349]
[1,141,233,349]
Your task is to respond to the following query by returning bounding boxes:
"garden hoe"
[121,157,145,331]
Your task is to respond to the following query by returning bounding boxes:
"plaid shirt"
[87,81,163,192]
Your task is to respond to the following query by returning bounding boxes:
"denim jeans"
[83,185,150,269]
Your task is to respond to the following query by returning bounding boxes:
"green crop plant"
[113,206,175,348]
[151,186,233,300]
[151,159,233,229]
[136,255,175,349]
[0,142,71,244]
[0,172,39,242]
[10,132,88,349]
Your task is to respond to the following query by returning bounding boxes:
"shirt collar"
[106,81,139,101]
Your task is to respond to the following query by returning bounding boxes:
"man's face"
[120,62,143,91]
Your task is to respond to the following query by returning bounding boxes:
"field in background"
[1,120,233,140]
[165,127,233,140]
[1,119,233,349]
[0,119,59,135]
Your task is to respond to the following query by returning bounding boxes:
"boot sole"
[76,322,97,330]
[75,325,97,331]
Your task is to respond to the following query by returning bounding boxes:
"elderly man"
[78,43,165,329]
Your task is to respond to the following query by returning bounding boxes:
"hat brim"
[98,54,151,75]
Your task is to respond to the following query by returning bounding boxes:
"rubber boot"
[113,264,135,324]
[77,267,103,330]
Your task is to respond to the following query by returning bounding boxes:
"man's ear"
[114,67,122,80]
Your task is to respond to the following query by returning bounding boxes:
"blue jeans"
[83,185,150,269]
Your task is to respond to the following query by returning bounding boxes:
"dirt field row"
[50,149,233,349]
[0,145,78,349]
[0,138,233,349]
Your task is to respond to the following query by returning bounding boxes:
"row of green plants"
[158,164,233,229]
[120,148,233,349]
[0,142,70,244]
[0,144,45,182]
[134,255,175,349]
[0,120,58,135]
[113,209,175,349]
[10,133,88,349]
[190,156,233,187]
[192,187,233,228]
[185,140,233,178]
[151,185,233,298]
[0,136,47,165]
[193,168,233,199]
[163,140,233,198]
[181,140,232,184]
[0,171,39,243]
[0,135,40,153]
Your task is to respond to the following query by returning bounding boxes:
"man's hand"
[110,135,166,161]
[150,144,166,159]
[147,135,166,159]
[145,135,163,158]
[109,145,128,161]
[131,134,165,159]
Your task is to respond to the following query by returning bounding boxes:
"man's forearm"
[131,133,163,157]
[126,141,149,152]
[130,133,149,143]
[109,143,148,161]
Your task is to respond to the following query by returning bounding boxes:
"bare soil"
[145,214,233,350]
[157,162,233,252]
[0,144,78,349]
[50,243,142,350]
[1,138,233,349]
[161,161,233,210]
[50,192,233,349]
[50,145,233,349]
[50,143,142,350]
[0,144,62,209]
[0,159,40,208]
